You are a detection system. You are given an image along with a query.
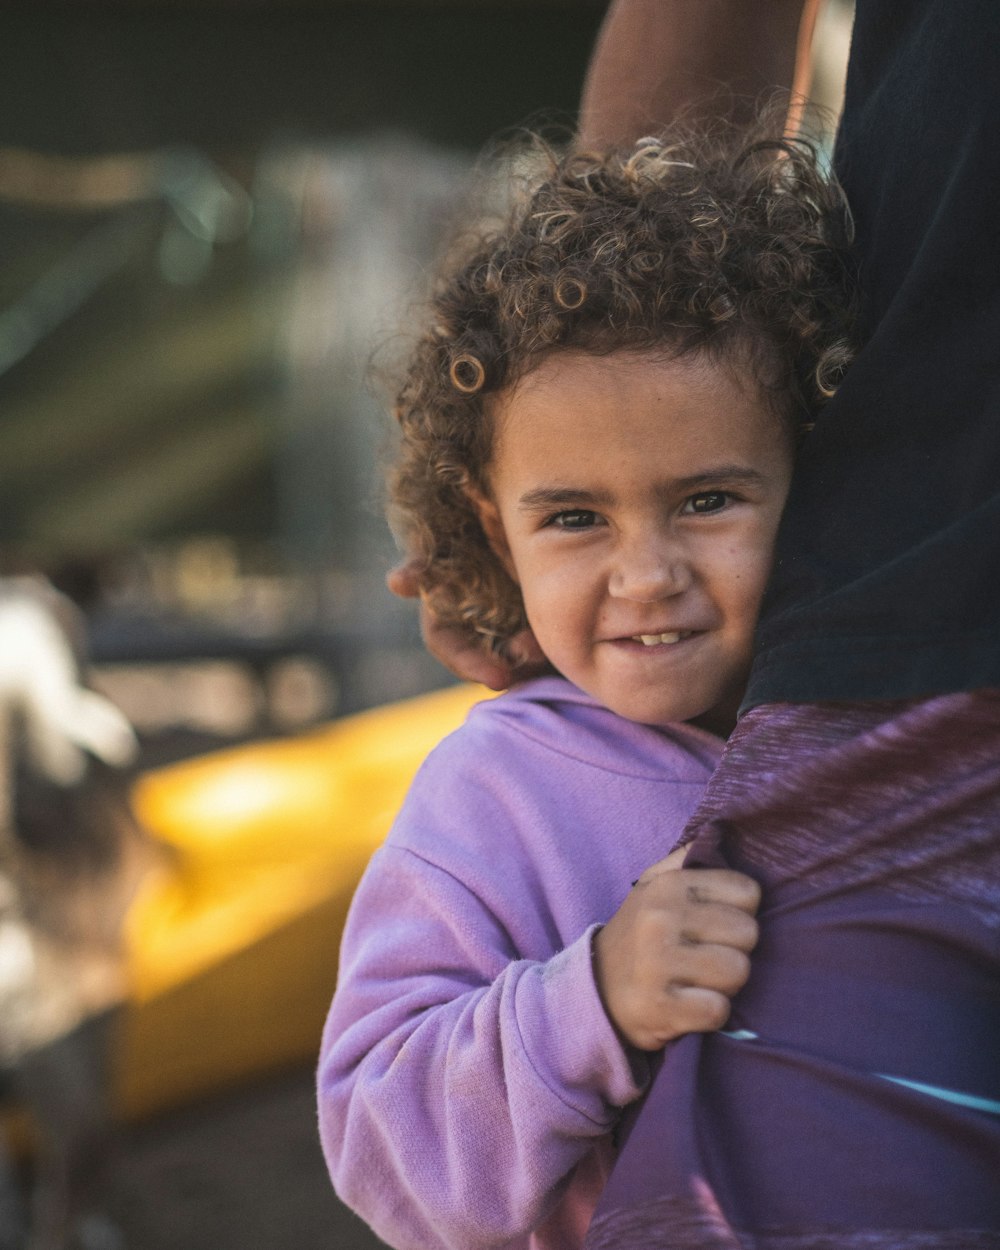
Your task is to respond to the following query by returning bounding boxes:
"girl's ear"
[466,488,518,583]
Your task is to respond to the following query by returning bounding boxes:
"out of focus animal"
[0,576,144,1250]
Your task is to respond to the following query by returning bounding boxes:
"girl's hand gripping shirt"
[317,676,722,1250]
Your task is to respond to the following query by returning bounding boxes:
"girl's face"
[475,349,794,735]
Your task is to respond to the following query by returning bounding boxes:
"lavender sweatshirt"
[318,676,722,1250]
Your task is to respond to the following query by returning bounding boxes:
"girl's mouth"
[629,631,695,646]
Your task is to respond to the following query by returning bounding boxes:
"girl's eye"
[684,492,731,515]
[547,509,601,530]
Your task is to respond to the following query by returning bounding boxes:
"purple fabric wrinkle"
[585,692,1000,1250]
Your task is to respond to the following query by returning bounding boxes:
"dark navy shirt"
[747,0,1000,706]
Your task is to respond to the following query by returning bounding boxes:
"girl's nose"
[608,538,691,602]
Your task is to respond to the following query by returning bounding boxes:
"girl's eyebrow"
[518,466,767,511]
[518,486,615,511]
[672,465,768,491]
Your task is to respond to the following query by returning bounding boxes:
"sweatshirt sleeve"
[317,838,649,1250]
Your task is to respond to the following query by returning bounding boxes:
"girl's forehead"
[495,348,767,434]
[489,348,791,488]
[500,345,761,409]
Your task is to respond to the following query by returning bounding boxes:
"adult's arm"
[578,0,814,147]
[385,562,547,690]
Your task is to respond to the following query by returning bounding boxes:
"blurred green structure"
[0,1,604,568]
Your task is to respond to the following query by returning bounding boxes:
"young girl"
[317,128,855,1250]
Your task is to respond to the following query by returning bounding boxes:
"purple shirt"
[318,676,722,1250]
[587,692,1000,1249]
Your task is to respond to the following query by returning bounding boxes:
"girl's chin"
[593,683,743,736]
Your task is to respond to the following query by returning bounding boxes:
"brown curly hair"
[389,124,856,653]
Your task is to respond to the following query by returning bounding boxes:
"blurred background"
[0,1,617,745]
[0,3,853,1247]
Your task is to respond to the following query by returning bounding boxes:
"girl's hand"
[386,560,547,690]
[593,847,761,1051]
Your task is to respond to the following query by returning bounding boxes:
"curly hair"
[389,123,857,653]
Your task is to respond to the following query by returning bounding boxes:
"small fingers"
[681,868,762,914]
[631,867,761,923]
[670,941,753,998]
[634,864,759,909]
[660,845,690,872]
[660,985,734,1037]
[631,986,733,1048]
[679,904,759,954]
[595,862,761,1051]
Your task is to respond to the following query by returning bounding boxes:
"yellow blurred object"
[117,682,489,1120]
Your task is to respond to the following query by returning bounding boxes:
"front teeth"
[633,632,685,646]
